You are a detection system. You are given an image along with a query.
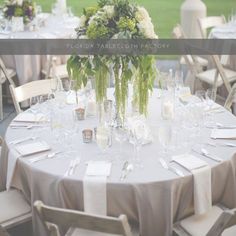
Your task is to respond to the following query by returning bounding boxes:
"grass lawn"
[1,0,233,38]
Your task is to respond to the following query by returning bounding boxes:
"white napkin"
[211,129,236,139]
[173,154,212,215]
[15,141,50,156]
[14,113,46,123]
[83,161,111,216]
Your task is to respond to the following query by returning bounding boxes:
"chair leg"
[0,84,3,120]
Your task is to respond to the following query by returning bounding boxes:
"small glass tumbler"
[75,108,85,120]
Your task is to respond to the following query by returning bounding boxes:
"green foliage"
[117,16,136,32]
[87,22,109,39]
[83,6,99,18]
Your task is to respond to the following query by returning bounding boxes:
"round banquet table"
[2,89,236,236]
[0,13,79,85]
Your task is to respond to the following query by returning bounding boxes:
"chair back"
[34,201,133,236]
[198,16,226,38]
[224,83,236,111]
[0,58,15,86]
[172,25,203,76]
[207,208,236,236]
[211,55,232,93]
[10,79,58,114]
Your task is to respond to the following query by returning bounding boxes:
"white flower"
[138,20,158,39]
[102,5,114,19]
[135,6,150,22]
[16,0,23,6]
[79,15,87,28]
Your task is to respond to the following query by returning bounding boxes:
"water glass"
[96,126,110,156]
[114,127,128,160]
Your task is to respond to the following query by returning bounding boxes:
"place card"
[15,141,50,156]
[211,129,236,139]
[86,161,112,177]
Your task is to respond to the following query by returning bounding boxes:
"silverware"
[9,136,38,145]
[29,151,62,163]
[205,122,236,129]
[120,161,133,180]
[219,142,236,147]
[192,148,223,162]
[159,158,184,177]
[64,158,80,177]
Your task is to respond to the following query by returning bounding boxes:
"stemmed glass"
[205,88,216,126]
[96,126,110,158]
[114,126,127,161]
[30,96,39,121]
[158,123,172,163]
[175,70,184,91]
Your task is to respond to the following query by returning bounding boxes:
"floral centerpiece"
[67,0,158,121]
[3,0,36,24]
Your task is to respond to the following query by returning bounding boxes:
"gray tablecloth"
[0,14,79,85]
[2,89,236,236]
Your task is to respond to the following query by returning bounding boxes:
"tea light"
[82,129,93,143]
[162,101,174,120]
[75,108,85,120]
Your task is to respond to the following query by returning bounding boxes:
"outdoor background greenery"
[1,0,234,37]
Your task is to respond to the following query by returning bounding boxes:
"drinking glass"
[158,123,172,162]
[114,127,127,161]
[67,7,74,17]
[30,96,39,120]
[96,126,110,157]
[195,90,206,102]
[175,70,184,90]
[205,88,216,126]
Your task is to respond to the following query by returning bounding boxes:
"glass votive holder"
[104,99,113,113]
[82,129,93,143]
[75,108,85,120]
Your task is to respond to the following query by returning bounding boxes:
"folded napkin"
[204,103,223,113]
[172,154,212,215]
[15,141,50,156]
[83,161,111,215]
[211,129,236,139]
[14,113,47,123]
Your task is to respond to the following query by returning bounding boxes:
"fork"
[159,158,184,177]
[64,158,80,177]
[29,151,62,163]
[9,136,38,145]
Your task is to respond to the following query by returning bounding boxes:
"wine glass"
[114,127,127,161]
[195,90,206,102]
[30,96,39,120]
[132,121,146,168]
[175,70,184,91]
[158,123,172,163]
[96,126,110,158]
[205,88,216,126]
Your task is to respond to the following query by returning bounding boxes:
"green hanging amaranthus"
[67,0,158,119]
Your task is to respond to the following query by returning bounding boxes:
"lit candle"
[162,101,174,120]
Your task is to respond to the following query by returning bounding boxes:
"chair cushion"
[223,226,236,236]
[180,206,223,236]
[0,189,31,225]
[66,224,139,236]
[196,68,236,87]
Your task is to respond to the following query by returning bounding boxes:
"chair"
[9,78,59,114]
[0,189,32,230]
[197,15,226,38]
[196,55,236,93]
[173,205,236,236]
[42,56,68,80]
[172,25,208,70]
[224,83,236,112]
[0,136,32,231]
[0,58,16,120]
[34,200,139,236]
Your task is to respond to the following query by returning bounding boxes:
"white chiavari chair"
[34,200,139,236]
[224,83,236,112]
